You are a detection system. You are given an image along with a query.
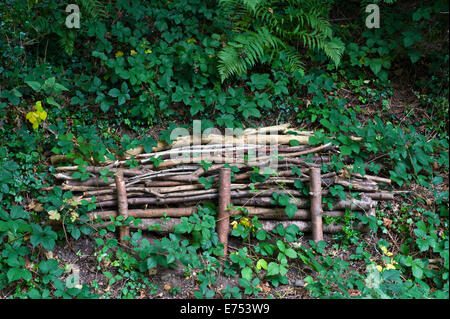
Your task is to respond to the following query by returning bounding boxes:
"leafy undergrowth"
[0,0,448,299]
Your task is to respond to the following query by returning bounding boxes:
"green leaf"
[39,259,59,275]
[28,288,42,299]
[267,262,279,276]
[241,266,253,281]
[10,206,29,219]
[7,267,32,283]
[276,240,286,253]
[190,101,204,116]
[285,203,297,218]
[25,81,42,92]
[250,73,271,90]
[256,259,268,270]
[340,145,352,156]
[411,260,424,279]
[108,88,121,98]
[408,50,421,63]
[146,257,157,269]
[367,58,382,75]
[285,248,297,258]
[46,96,60,107]
[30,225,57,251]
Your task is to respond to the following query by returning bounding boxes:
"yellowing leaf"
[239,217,251,228]
[39,109,47,121]
[115,51,124,57]
[70,212,79,223]
[256,259,268,270]
[26,101,47,130]
[48,210,61,221]
[25,101,47,130]
[130,50,137,56]
[187,38,197,44]
[385,263,396,270]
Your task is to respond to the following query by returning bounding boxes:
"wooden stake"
[310,167,323,242]
[114,171,129,244]
[217,168,231,259]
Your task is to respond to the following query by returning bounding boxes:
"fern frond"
[218,0,342,79]
[218,28,281,81]
[278,47,305,74]
[322,37,345,67]
[76,0,106,19]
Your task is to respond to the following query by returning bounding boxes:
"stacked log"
[46,124,394,248]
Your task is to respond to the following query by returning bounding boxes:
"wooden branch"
[115,171,129,243]
[89,207,198,220]
[144,181,184,187]
[310,168,323,242]
[242,124,291,135]
[66,177,115,187]
[88,206,355,221]
[255,143,333,161]
[217,168,231,259]
[94,218,370,234]
[350,172,391,184]
[171,134,311,149]
[232,196,309,208]
[334,177,378,192]
[364,192,394,200]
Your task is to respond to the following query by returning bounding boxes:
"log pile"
[47,124,394,250]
